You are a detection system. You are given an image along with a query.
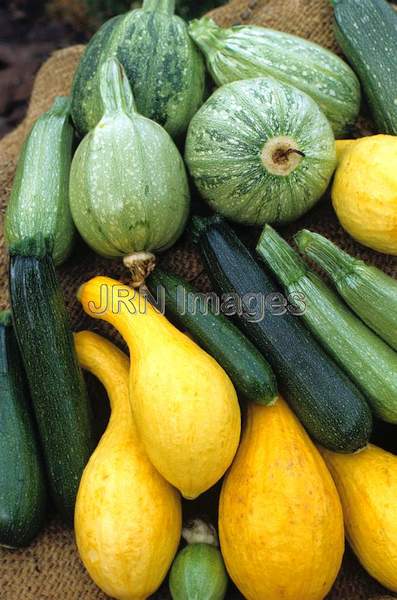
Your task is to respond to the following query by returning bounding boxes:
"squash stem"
[182,519,219,547]
[99,58,137,116]
[295,230,355,283]
[123,252,156,288]
[188,18,225,55]
[256,225,307,288]
[48,96,71,118]
[142,0,175,15]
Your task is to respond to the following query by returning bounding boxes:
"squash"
[193,215,372,453]
[5,96,75,266]
[77,276,241,499]
[189,17,361,137]
[70,58,190,286]
[0,311,46,548]
[296,229,397,352]
[169,520,228,600]
[257,225,397,424]
[71,0,205,138]
[185,77,336,226]
[9,238,93,522]
[332,0,397,135]
[74,330,181,600]
[321,444,397,592]
[332,135,397,255]
[219,397,344,600]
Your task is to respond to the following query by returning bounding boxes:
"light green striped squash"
[188,17,361,138]
[69,58,190,262]
[71,0,205,139]
[185,77,336,226]
[5,97,75,266]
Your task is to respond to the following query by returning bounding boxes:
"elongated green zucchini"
[257,226,397,423]
[9,238,94,522]
[147,269,278,405]
[5,97,75,265]
[296,230,397,352]
[189,17,361,137]
[332,0,397,135]
[0,311,46,548]
[193,215,372,453]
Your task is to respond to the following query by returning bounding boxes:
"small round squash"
[185,77,336,226]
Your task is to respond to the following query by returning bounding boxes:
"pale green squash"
[189,17,361,137]
[185,77,336,226]
[71,0,205,139]
[5,97,75,266]
[69,58,190,281]
[169,520,228,600]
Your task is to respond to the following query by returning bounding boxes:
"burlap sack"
[1,1,396,598]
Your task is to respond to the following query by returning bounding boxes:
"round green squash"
[169,521,228,600]
[71,0,205,139]
[69,58,190,278]
[185,77,337,226]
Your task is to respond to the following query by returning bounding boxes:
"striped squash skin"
[189,18,361,137]
[71,4,205,138]
[333,0,397,135]
[185,77,336,226]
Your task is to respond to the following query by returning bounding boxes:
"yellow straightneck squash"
[321,444,397,592]
[77,276,241,499]
[333,135,397,255]
[219,397,344,600]
[74,330,181,600]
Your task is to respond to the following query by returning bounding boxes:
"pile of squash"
[1,0,397,599]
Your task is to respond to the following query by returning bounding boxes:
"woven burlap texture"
[1,1,396,599]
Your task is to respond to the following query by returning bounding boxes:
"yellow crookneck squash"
[74,330,181,600]
[321,444,397,592]
[77,276,241,499]
[219,397,344,600]
[333,135,397,255]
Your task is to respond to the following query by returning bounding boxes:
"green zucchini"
[0,311,46,548]
[71,0,205,138]
[296,229,397,352]
[332,0,397,135]
[257,226,397,423]
[169,520,228,600]
[147,268,278,405]
[5,97,75,266]
[189,17,361,137]
[9,238,94,522]
[193,215,372,453]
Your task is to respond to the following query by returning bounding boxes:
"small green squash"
[169,520,228,600]
[188,17,361,138]
[71,0,205,139]
[5,97,75,266]
[185,77,336,226]
[70,58,190,284]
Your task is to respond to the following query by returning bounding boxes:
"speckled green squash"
[185,77,336,226]
[69,58,190,259]
[71,0,205,139]
[189,17,361,137]
[5,97,74,265]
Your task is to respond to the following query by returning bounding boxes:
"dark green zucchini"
[147,269,278,405]
[332,0,397,134]
[9,238,94,522]
[192,215,372,453]
[0,311,46,548]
